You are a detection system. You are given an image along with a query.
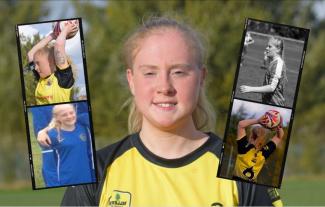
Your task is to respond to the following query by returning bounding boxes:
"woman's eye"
[144,72,156,76]
[173,70,186,76]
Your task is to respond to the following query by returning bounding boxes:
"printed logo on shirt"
[79,133,87,142]
[108,190,131,207]
[46,79,52,86]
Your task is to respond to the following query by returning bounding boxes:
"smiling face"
[265,38,281,59]
[54,104,77,129]
[127,28,205,131]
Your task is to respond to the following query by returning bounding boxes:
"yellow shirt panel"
[100,148,238,207]
[234,148,266,181]
[35,73,72,105]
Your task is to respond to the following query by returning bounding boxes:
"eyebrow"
[138,64,193,70]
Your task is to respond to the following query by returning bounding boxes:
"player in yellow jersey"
[27,20,78,105]
[61,16,283,206]
[233,116,284,182]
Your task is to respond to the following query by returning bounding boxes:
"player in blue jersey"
[45,103,95,187]
[31,102,92,187]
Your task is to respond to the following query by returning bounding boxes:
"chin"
[151,116,190,131]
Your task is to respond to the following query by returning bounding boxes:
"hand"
[258,114,269,128]
[61,20,78,37]
[240,85,251,93]
[37,129,52,147]
[49,32,57,40]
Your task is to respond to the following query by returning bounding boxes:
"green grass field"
[279,177,325,206]
[28,112,46,188]
[0,177,324,205]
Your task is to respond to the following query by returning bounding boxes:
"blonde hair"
[268,36,288,81]
[269,36,284,58]
[48,104,76,142]
[249,126,267,148]
[34,43,78,80]
[123,16,216,133]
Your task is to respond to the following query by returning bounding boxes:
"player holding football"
[27,20,78,105]
[240,36,287,106]
[233,113,284,182]
[61,16,283,206]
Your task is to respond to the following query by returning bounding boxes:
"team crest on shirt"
[79,133,87,142]
[108,190,131,207]
[46,79,52,86]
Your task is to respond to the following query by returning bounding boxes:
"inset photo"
[17,18,87,106]
[27,102,96,189]
[218,99,292,188]
[234,19,309,108]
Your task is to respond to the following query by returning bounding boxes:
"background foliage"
[0,0,324,204]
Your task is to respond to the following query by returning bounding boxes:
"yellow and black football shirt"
[35,65,74,105]
[61,133,282,206]
[234,136,276,182]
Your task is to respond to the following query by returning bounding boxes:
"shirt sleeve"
[269,58,284,91]
[54,65,74,88]
[261,141,276,159]
[236,181,282,206]
[237,136,253,154]
[61,183,99,206]
[48,129,59,148]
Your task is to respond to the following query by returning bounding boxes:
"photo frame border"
[15,17,98,190]
[217,18,310,188]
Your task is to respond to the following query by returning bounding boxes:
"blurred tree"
[0,1,48,183]
[71,0,324,176]
[1,0,324,185]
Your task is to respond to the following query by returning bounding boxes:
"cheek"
[176,76,201,104]
[133,77,154,102]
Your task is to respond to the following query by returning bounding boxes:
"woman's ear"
[126,69,135,95]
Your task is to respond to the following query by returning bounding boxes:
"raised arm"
[54,21,78,69]
[270,127,284,146]
[237,119,259,140]
[27,33,55,62]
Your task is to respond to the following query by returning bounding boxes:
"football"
[52,20,79,39]
[259,110,282,130]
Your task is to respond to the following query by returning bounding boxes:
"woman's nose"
[156,74,176,96]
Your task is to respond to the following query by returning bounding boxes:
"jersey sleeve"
[261,141,276,159]
[61,183,98,206]
[269,59,284,90]
[237,136,253,154]
[54,65,74,88]
[236,181,282,206]
[48,128,59,148]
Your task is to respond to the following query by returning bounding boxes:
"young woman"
[46,104,95,187]
[233,116,284,182]
[27,20,78,105]
[62,17,282,206]
[240,36,287,106]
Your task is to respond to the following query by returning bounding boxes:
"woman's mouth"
[153,102,177,110]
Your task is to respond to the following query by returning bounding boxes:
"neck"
[139,118,208,159]
[60,124,75,131]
